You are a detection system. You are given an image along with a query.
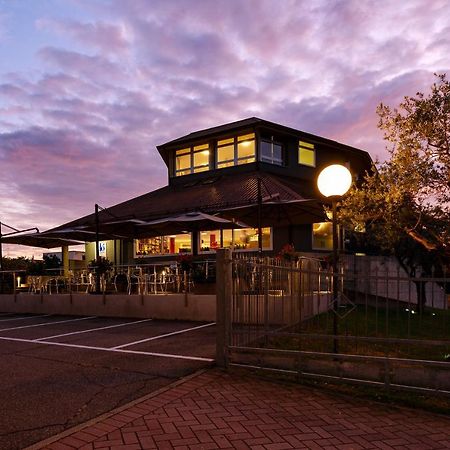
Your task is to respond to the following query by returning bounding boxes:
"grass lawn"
[267,305,450,361]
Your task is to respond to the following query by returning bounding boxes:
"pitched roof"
[156,116,372,168]
[49,171,316,232]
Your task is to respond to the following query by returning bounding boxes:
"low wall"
[0,293,216,322]
[233,292,331,325]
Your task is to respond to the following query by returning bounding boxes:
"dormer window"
[260,136,283,165]
[298,140,315,167]
[216,133,255,169]
[175,143,210,176]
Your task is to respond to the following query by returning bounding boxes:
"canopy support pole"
[95,204,101,294]
[0,221,3,272]
[257,178,262,253]
[62,245,69,278]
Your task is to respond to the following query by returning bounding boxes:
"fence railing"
[217,250,450,395]
[0,260,217,295]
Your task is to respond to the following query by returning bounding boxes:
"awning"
[39,227,130,242]
[136,211,249,237]
[219,199,326,228]
[1,232,84,249]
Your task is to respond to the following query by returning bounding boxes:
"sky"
[1,0,449,258]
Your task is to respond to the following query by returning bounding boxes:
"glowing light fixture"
[316,163,353,354]
[317,164,352,198]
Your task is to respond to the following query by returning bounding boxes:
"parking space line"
[0,314,51,323]
[0,316,96,332]
[0,335,214,362]
[35,318,153,341]
[112,322,216,349]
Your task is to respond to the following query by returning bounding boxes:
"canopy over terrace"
[0,233,83,249]
[44,171,324,233]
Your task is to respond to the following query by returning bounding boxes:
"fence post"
[216,248,232,368]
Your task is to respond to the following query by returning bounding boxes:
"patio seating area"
[0,260,216,296]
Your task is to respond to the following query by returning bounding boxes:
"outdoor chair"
[127,267,144,295]
[179,270,194,293]
[28,276,45,294]
[45,276,65,294]
[73,271,94,293]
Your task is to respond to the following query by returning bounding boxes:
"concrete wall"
[343,255,448,309]
[0,293,216,322]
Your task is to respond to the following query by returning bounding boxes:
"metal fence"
[225,252,450,395]
[0,259,216,296]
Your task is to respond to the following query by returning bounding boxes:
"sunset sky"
[1,0,449,257]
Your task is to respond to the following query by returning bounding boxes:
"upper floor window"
[216,133,255,169]
[260,136,283,165]
[175,143,210,176]
[299,140,315,167]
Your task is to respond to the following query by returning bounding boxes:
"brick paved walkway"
[31,369,450,450]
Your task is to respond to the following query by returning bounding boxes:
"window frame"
[198,227,273,253]
[259,136,284,166]
[298,140,316,167]
[175,143,210,177]
[134,233,193,258]
[216,133,256,169]
[311,222,334,251]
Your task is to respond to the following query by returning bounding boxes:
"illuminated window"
[199,230,220,252]
[312,222,332,250]
[135,234,192,257]
[260,137,283,165]
[198,227,272,252]
[175,143,210,176]
[234,227,271,250]
[217,133,255,169]
[222,229,233,249]
[299,140,315,167]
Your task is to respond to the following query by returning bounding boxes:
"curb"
[24,368,211,450]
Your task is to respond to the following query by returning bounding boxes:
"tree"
[339,74,450,311]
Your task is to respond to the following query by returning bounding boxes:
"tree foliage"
[339,74,450,271]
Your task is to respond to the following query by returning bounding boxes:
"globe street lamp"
[317,164,352,353]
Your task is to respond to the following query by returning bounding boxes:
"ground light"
[317,164,352,353]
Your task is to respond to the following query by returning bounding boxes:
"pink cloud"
[1,0,450,258]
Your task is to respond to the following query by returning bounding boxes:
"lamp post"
[317,164,352,353]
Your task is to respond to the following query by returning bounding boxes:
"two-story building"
[39,117,373,265]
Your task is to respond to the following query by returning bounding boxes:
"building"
[0,117,371,265]
[44,117,372,266]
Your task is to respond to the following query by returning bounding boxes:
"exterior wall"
[0,293,216,322]
[85,240,122,265]
[166,123,371,191]
[343,255,447,309]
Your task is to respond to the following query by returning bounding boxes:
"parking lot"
[0,312,216,450]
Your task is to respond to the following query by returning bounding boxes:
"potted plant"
[177,253,193,273]
[88,257,113,275]
[278,244,297,262]
[88,257,113,292]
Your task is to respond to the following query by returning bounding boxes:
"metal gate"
[215,249,450,396]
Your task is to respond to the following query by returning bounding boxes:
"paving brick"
[34,369,450,450]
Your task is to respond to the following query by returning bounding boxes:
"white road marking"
[112,322,216,349]
[35,318,153,341]
[0,314,51,323]
[0,335,214,362]
[0,316,97,332]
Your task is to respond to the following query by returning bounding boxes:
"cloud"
[36,17,130,56]
[1,0,450,257]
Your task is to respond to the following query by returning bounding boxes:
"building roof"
[157,117,372,168]
[49,171,319,233]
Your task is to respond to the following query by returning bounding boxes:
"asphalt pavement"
[0,313,216,450]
